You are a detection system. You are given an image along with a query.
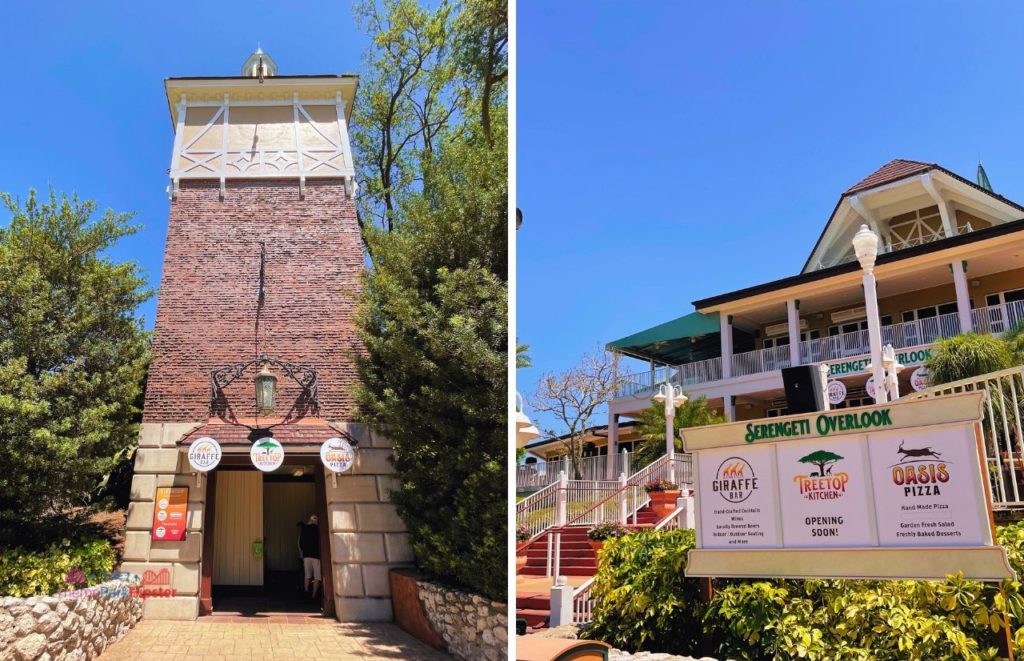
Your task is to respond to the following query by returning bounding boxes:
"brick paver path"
[102,618,452,660]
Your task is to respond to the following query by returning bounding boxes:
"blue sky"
[0,1,368,328]
[517,1,1024,435]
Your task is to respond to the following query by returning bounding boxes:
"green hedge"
[586,525,1024,660]
[0,537,116,597]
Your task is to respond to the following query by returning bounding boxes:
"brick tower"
[123,49,409,622]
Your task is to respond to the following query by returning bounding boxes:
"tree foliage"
[0,190,151,544]
[632,397,724,468]
[925,332,1015,386]
[530,349,625,479]
[352,0,507,601]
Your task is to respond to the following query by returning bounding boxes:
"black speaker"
[782,365,825,414]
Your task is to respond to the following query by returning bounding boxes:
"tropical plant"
[925,332,1015,385]
[0,537,116,597]
[632,397,725,467]
[587,521,631,541]
[0,190,151,544]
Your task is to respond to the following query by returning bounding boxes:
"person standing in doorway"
[299,514,321,600]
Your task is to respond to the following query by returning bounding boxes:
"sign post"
[681,392,1013,582]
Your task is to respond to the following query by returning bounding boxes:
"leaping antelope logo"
[897,440,942,462]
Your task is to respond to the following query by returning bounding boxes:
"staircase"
[515,502,667,630]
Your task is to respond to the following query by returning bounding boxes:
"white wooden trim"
[337,92,356,197]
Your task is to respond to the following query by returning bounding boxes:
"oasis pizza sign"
[681,392,1013,582]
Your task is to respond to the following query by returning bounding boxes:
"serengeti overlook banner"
[682,392,1014,581]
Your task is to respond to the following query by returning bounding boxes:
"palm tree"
[631,396,724,468]
[925,332,1014,385]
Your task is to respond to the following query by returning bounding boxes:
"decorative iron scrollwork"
[210,355,319,413]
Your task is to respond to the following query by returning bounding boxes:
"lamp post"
[852,225,888,404]
[654,382,688,484]
[882,344,904,400]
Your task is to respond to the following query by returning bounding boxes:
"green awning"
[607,311,722,364]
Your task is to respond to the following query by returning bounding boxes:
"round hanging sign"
[911,366,930,392]
[187,437,222,472]
[826,379,847,406]
[321,437,355,473]
[250,437,285,472]
[865,375,877,400]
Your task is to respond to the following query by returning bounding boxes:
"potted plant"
[515,525,531,571]
[586,521,630,553]
[645,479,681,518]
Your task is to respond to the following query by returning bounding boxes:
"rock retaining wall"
[0,580,142,660]
[417,578,507,661]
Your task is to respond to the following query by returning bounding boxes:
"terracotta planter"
[515,554,528,572]
[587,539,604,553]
[648,490,682,518]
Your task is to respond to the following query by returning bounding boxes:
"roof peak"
[844,159,934,195]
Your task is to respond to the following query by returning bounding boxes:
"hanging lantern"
[254,363,278,414]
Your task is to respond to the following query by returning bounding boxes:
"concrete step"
[516,608,550,629]
[519,565,595,576]
[516,595,550,610]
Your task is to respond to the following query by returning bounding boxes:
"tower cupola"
[241,46,277,78]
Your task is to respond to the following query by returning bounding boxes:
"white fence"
[517,452,633,490]
[904,366,1024,509]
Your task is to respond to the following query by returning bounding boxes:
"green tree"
[798,450,844,476]
[925,332,1014,385]
[0,190,151,544]
[632,397,724,468]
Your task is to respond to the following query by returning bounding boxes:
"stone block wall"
[122,422,204,621]
[417,578,508,661]
[0,580,142,660]
[327,422,412,621]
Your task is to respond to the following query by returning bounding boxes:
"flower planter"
[648,490,682,518]
[515,554,528,573]
[587,539,604,553]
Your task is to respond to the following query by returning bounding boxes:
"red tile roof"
[844,159,933,194]
[177,422,349,446]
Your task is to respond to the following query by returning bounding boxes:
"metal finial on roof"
[977,161,993,192]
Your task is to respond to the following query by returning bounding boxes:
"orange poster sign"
[152,487,188,541]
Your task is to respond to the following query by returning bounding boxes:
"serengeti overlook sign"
[681,392,1014,581]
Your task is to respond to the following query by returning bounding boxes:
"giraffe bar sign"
[681,392,1014,581]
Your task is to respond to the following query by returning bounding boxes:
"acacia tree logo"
[793,450,850,499]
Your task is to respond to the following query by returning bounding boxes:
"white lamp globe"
[852,224,880,272]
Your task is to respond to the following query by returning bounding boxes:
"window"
[763,329,820,349]
[982,289,1024,333]
[902,302,959,322]
[827,317,892,336]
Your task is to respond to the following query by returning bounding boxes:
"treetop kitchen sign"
[681,392,1014,581]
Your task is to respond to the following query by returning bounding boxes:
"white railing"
[517,452,633,490]
[571,578,595,624]
[972,300,1024,336]
[732,344,792,377]
[615,311,970,397]
[564,480,622,527]
[904,366,1024,509]
[516,481,559,542]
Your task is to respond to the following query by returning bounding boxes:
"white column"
[723,395,736,423]
[951,260,973,332]
[549,578,572,627]
[864,270,888,404]
[787,299,801,367]
[720,313,734,379]
[605,413,619,480]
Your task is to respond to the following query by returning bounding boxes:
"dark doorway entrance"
[202,461,332,617]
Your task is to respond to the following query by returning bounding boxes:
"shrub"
[0,537,116,597]
[586,526,1024,660]
[586,529,705,654]
[587,522,630,541]
[644,480,679,493]
[516,525,531,542]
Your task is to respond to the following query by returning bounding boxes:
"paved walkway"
[102,618,452,660]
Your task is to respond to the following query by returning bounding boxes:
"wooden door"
[212,471,264,586]
[263,482,316,571]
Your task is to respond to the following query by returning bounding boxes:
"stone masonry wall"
[0,580,142,660]
[122,422,204,621]
[327,422,412,621]
[416,578,507,661]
